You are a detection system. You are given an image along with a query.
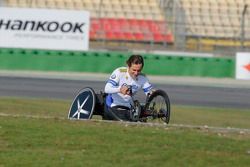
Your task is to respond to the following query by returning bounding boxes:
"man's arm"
[104,68,121,94]
[105,82,130,95]
[104,81,121,94]
[142,77,154,95]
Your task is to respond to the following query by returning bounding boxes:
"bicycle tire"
[144,90,171,124]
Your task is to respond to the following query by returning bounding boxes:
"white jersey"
[104,67,153,108]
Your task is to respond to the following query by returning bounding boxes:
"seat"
[123,32,134,41]
[89,17,174,43]
[153,33,164,42]
[113,32,125,40]
[89,30,97,39]
[105,31,116,40]
[133,32,145,41]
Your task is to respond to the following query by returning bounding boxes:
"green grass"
[0,97,250,167]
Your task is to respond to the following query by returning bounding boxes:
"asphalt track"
[0,71,250,110]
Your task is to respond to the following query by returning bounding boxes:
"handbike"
[68,87,170,124]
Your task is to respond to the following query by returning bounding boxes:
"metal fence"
[1,0,250,57]
[161,0,250,56]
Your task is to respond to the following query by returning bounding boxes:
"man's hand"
[149,89,156,94]
[147,89,156,97]
[120,85,131,95]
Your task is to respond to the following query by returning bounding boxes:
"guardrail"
[0,48,235,78]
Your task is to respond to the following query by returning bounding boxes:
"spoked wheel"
[130,100,141,122]
[143,90,170,124]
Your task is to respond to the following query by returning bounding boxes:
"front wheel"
[143,90,171,124]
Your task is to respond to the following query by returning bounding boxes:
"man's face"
[128,63,143,78]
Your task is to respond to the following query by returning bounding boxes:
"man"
[104,54,153,121]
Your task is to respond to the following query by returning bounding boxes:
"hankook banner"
[0,7,89,51]
[236,52,250,80]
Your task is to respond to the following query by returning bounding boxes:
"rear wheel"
[68,87,96,120]
[143,90,170,124]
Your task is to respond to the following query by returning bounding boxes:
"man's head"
[126,55,144,78]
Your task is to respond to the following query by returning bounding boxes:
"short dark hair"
[126,54,144,68]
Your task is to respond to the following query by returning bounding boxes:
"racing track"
[1,76,250,110]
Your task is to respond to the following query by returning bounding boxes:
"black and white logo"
[68,87,96,120]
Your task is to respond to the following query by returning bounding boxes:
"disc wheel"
[68,87,96,120]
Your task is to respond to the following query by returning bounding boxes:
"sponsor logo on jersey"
[119,68,127,72]
[111,74,116,79]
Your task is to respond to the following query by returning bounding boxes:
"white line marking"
[1,113,249,134]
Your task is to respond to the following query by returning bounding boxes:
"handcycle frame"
[68,87,171,124]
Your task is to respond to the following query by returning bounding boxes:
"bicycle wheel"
[144,90,170,124]
[68,87,96,120]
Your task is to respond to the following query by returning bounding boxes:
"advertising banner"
[0,7,89,51]
[236,52,250,80]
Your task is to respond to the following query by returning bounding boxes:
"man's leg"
[103,105,130,121]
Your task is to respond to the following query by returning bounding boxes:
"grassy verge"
[0,97,250,167]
